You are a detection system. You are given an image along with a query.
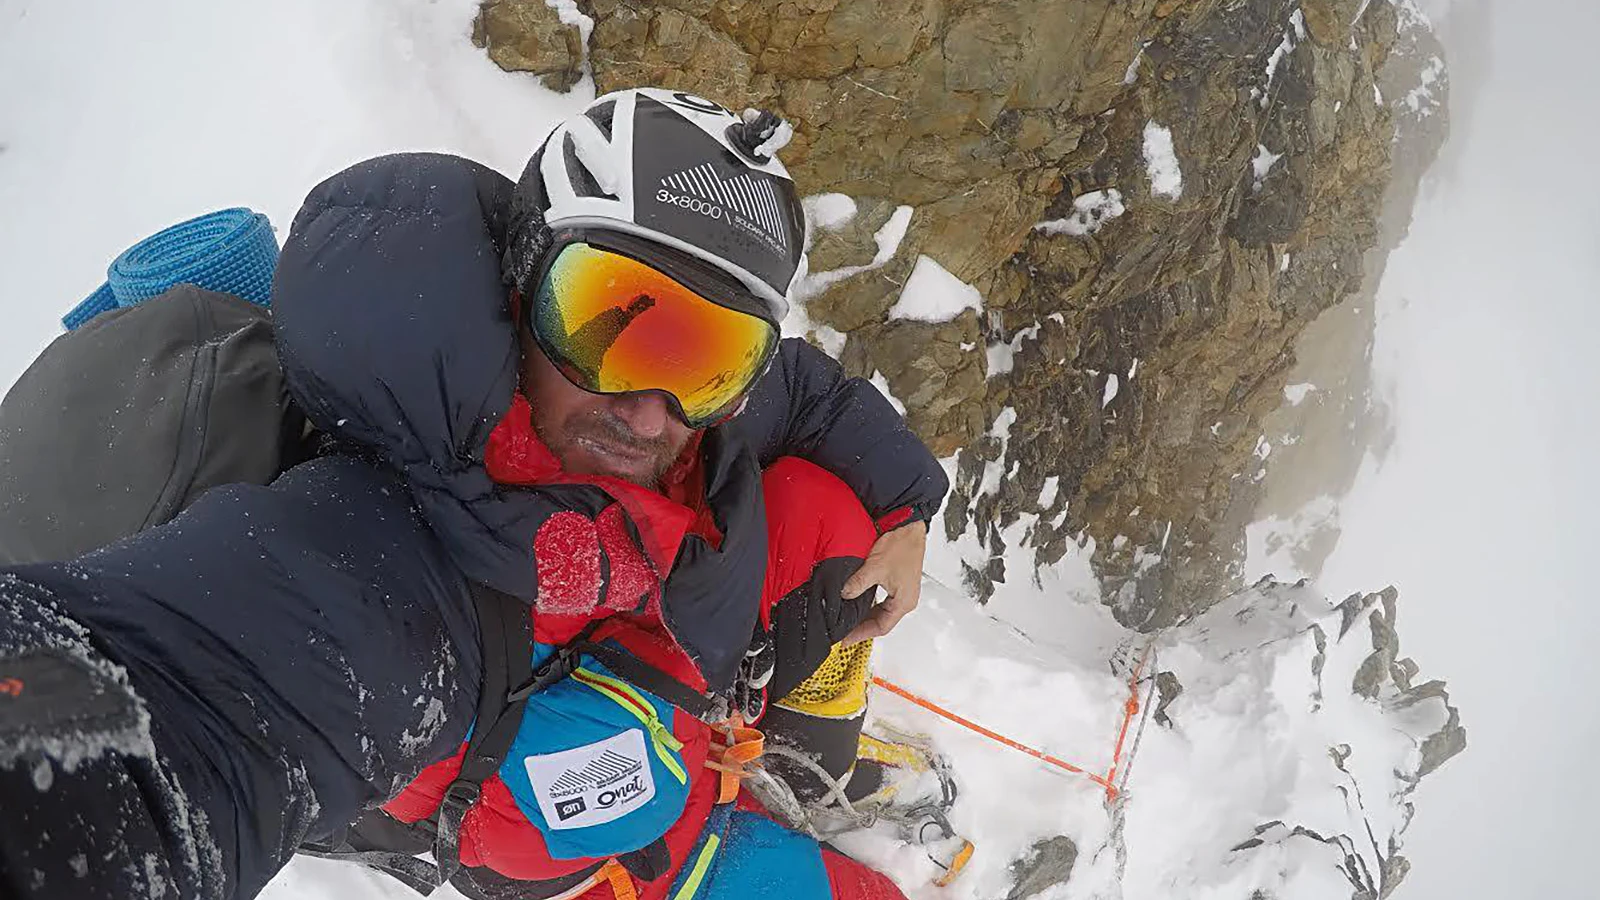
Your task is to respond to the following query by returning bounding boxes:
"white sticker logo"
[659,163,791,254]
[524,730,656,830]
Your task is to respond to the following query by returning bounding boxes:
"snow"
[1403,55,1447,118]
[1244,4,1600,895]
[1037,476,1061,509]
[1250,143,1283,190]
[753,118,796,158]
[543,0,594,63]
[786,203,912,340]
[803,193,859,233]
[869,370,907,415]
[986,321,1041,378]
[987,406,1017,443]
[856,560,1450,900]
[1261,10,1306,107]
[1283,382,1315,405]
[0,0,595,391]
[1034,189,1125,237]
[812,324,848,358]
[1122,42,1150,85]
[1141,122,1184,200]
[1102,373,1120,408]
[875,207,916,262]
[888,256,983,323]
[791,204,914,302]
[0,1,1506,899]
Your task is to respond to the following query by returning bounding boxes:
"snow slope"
[1250,1,1600,896]
[0,3,1461,899]
[0,0,592,390]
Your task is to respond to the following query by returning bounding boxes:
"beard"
[533,405,685,490]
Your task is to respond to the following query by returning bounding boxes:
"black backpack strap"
[298,811,442,896]
[301,586,719,894]
[616,836,672,881]
[569,639,724,722]
[432,580,540,885]
[298,843,442,895]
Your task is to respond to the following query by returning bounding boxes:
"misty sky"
[1319,1,1599,896]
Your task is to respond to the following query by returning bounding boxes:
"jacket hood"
[272,153,545,597]
[271,154,765,689]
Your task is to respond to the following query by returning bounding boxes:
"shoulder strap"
[309,583,720,894]
[432,580,539,885]
[568,639,722,722]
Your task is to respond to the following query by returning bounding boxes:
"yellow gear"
[775,639,873,719]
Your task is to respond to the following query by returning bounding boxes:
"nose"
[608,391,672,439]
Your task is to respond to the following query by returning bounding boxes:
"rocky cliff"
[474,0,1449,629]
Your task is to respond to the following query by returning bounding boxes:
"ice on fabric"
[753,119,796,158]
[0,575,156,773]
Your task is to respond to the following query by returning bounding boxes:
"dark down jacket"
[0,153,948,900]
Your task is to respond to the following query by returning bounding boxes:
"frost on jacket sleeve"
[731,337,950,529]
[0,455,481,900]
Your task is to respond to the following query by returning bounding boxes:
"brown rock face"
[475,0,1445,628]
[472,0,585,90]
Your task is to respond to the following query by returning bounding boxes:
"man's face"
[519,327,696,490]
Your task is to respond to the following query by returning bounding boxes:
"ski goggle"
[529,240,779,428]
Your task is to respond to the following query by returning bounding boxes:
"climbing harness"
[747,726,975,887]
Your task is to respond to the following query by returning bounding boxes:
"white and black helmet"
[505,88,807,325]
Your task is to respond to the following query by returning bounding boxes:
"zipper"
[572,667,689,785]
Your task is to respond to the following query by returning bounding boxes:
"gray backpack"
[0,285,304,565]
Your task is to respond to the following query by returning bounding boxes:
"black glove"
[765,557,876,705]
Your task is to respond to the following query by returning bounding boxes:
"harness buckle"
[508,647,582,702]
[440,779,481,814]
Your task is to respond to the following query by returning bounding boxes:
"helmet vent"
[563,133,618,201]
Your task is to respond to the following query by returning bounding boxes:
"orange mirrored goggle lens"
[532,242,778,426]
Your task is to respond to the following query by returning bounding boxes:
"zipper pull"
[647,716,684,752]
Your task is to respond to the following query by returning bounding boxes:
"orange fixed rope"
[871,648,1151,802]
[870,676,1119,795]
[1102,644,1153,800]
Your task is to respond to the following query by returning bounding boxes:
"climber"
[0,87,946,900]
